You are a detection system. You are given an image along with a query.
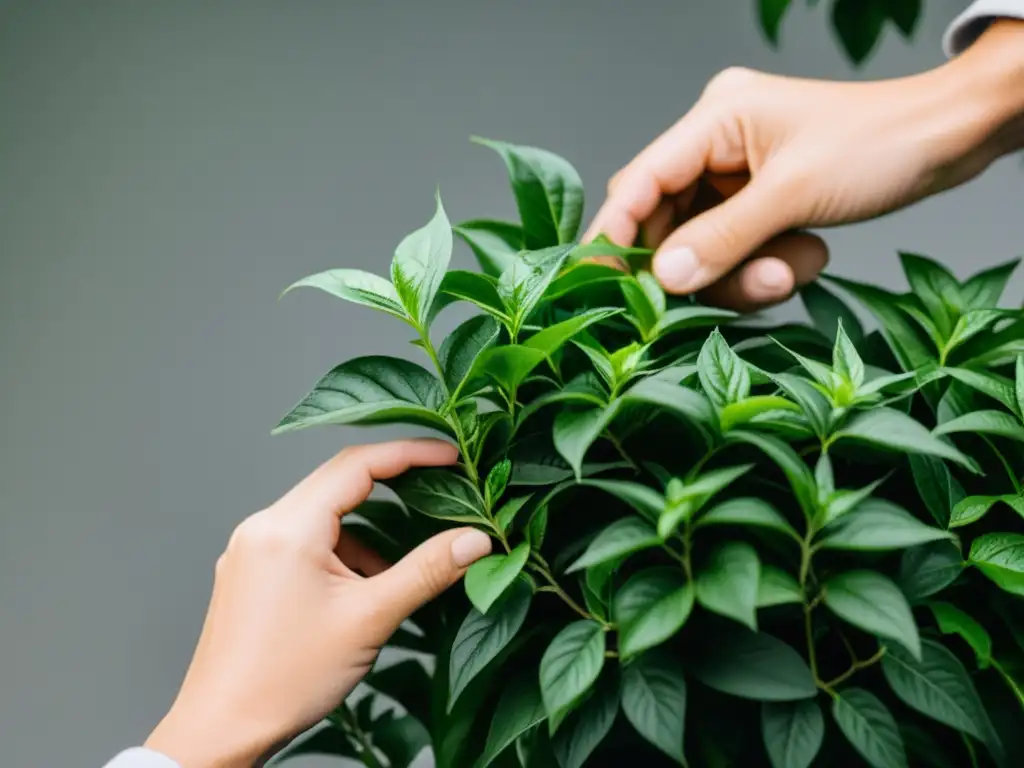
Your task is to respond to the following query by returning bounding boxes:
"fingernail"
[451,530,492,568]
[654,247,700,291]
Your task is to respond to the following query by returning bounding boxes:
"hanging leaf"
[832,688,907,768]
[898,541,964,602]
[614,568,695,659]
[969,533,1024,596]
[926,602,992,668]
[550,674,619,768]
[539,620,606,725]
[836,408,980,473]
[695,542,761,631]
[761,699,825,768]
[620,650,687,763]
[690,630,817,702]
[823,570,921,659]
[282,267,406,319]
[465,541,531,614]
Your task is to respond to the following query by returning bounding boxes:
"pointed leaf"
[553,403,620,480]
[391,194,452,326]
[823,570,920,659]
[696,542,761,631]
[690,630,817,701]
[497,244,575,327]
[719,395,800,432]
[551,675,619,768]
[900,252,962,338]
[621,650,687,763]
[757,566,804,608]
[540,620,606,721]
[578,479,666,524]
[800,281,864,344]
[655,306,738,337]
[898,541,964,602]
[726,430,816,520]
[950,494,1024,529]
[454,219,523,277]
[436,270,509,320]
[935,410,1024,444]
[926,602,992,667]
[960,258,1019,308]
[943,309,1007,357]
[465,541,531,614]
[832,688,907,768]
[761,699,825,768]
[908,454,965,528]
[614,567,695,659]
[836,408,980,473]
[697,498,800,540]
[282,268,406,318]
[440,315,501,395]
[698,329,751,406]
[772,372,830,438]
[818,498,953,552]
[833,319,865,388]
[969,533,1024,596]
[622,378,717,434]
[566,516,661,573]
[474,676,547,768]
[388,469,486,524]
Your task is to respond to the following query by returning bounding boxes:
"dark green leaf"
[578,479,666,525]
[943,309,1007,357]
[388,469,486,523]
[474,677,547,768]
[698,329,751,406]
[436,270,509,320]
[887,0,922,37]
[836,408,980,473]
[695,542,761,631]
[1017,355,1024,418]
[899,252,962,338]
[898,541,964,602]
[551,675,619,768]
[696,497,800,540]
[449,578,533,708]
[614,567,695,659]
[545,262,623,301]
[727,430,817,520]
[365,659,433,727]
[761,699,824,768]
[759,0,793,44]
[540,620,606,723]
[818,498,953,553]
[757,566,804,608]
[969,533,1024,596]
[621,276,661,338]
[454,219,523,277]
[276,725,358,761]
[960,258,1019,308]
[935,410,1024,444]
[474,137,584,248]
[832,688,907,768]
[374,715,431,768]
[772,372,831,438]
[908,454,965,528]
[927,602,992,667]
[801,280,864,344]
[553,404,620,481]
[567,516,661,573]
[655,306,738,338]
[441,315,501,396]
[622,378,717,437]
[690,630,817,701]
[621,650,686,763]
[882,640,993,741]
[391,194,452,326]
[497,244,575,328]
[484,458,512,510]
[282,268,406,319]
[465,541,530,614]
[823,570,920,659]
[273,356,451,436]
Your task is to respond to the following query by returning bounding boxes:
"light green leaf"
[621,276,661,338]
[934,410,1024,444]
[553,404,620,480]
[818,498,953,552]
[726,430,817,521]
[719,395,800,432]
[388,469,486,524]
[551,675,619,768]
[696,542,761,631]
[566,516,661,573]
[833,319,865,388]
[761,699,824,768]
[772,337,838,391]
[1017,355,1024,419]
[927,602,992,667]
[440,315,501,396]
[282,268,406,318]
[832,688,907,768]
[497,244,575,329]
[621,651,687,763]
[655,306,738,338]
[823,570,920,659]
[882,640,994,742]
[578,479,666,525]
[473,137,584,248]
[524,307,623,358]
[757,566,804,608]
[960,258,1019,308]
[496,494,534,534]
[474,677,547,768]
[659,465,755,537]
[449,578,533,708]
[484,459,511,510]
[539,620,606,723]
[465,542,530,615]
[614,568,695,659]
[569,236,653,264]
[943,309,1007,357]
[453,219,523,277]
[391,194,452,326]
[273,356,451,436]
[950,494,1024,529]
[800,281,864,344]
[836,407,980,473]
[698,329,751,407]
[969,533,1024,596]
[690,630,817,701]
[898,541,964,603]
[696,498,799,540]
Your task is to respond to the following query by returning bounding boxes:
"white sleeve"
[944,0,1024,55]
[101,747,180,768]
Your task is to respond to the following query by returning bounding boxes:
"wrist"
[145,706,271,768]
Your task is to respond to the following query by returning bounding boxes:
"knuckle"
[229,514,298,556]
[707,66,758,94]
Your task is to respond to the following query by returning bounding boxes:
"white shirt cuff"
[102,747,180,768]
[944,0,1024,56]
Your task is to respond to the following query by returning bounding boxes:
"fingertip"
[652,247,702,293]
[450,528,493,569]
[742,257,795,303]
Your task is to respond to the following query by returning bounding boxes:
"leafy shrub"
[272,138,1024,768]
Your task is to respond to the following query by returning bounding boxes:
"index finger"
[583,109,713,246]
[279,439,459,520]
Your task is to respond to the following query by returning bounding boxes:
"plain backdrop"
[1,1,1021,766]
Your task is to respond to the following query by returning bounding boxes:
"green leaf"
[540,620,606,723]
[440,315,501,396]
[950,494,1024,529]
[832,688,907,768]
[465,541,531,614]
[388,469,486,524]
[898,541,964,602]
[659,465,755,537]
[614,567,695,659]
[273,356,451,436]
[961,257,1020,308]
[553,404,620,481]
[453,219,523,277]
[818,498,954,552]
[882,640,993,742]
[364,658,433,726]
[888,0,923,37]
[374,716,431,768]
[391,194,452,326]
[943,309,1007,357]
[761,699,824,768]
[566,516,661,573]
[484,459,512,510]
[1017,355,1024,419]
[801,280,864,344]
[833,319,865,388]
[927,602,992,667]
[526,504,548,549]
[726,430,816,521]
[836,408,980,473]
[820,477,885,527]
[823,570,920,659]
[497,244,575,328]
[696,497,799,540]
[772,373,831,438]
[473,137,584,248]
[621,650,687,763]
[824,275,935,369]
[282,268,406,319]
[969,533,1024,596]
[654,306,738,338]
[621,276,661,338]
[276,726,358,761]
[698,329,751,406]
[900,252,963,338]
[696,542,761,631]
[545,262,623,301]
[908,454,965,528]
[449,578,533,708]
[719,395,800,432]
[759,0,793,44]
[578,479,666,525]
[621,378,717,437]
[690,630,817,701]
[935,410,1024,444]
[495,495,533,533]
[436,270,509,320]
[757,566,804,608]
[474,677,547,768]
[551,675,619,768]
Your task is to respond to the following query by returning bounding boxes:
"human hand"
[585,20,1024,311]
[144,440,492,768]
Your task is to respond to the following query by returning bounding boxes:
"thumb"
[362,528,492,634]
[652,175,792,295]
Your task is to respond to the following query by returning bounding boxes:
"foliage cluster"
[273,138,1024,768]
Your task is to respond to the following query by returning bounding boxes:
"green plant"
[271,138,1023,768]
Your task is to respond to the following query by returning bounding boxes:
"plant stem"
[820,646,887,691]
[606,430,639,471]
[531,563,610,628]
[338,706,385,768]
[982,435,1022,494]
[798,540,822,687]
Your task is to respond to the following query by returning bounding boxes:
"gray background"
[0,1,1020,766]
